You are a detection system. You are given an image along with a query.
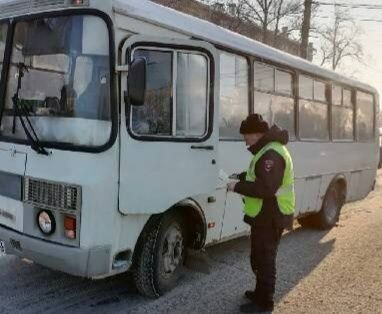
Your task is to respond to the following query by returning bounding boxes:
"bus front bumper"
[0,225,111,278]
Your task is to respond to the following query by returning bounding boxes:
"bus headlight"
[37,211,56,235]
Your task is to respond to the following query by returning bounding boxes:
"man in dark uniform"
[227,114,295,313]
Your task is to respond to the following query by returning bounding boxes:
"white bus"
[0,0,379,297]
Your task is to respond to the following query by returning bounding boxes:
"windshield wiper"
[12,63,49,156]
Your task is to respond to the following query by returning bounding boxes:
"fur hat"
[239,114,269,134]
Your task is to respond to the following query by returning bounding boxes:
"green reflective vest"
[244,141,295,218]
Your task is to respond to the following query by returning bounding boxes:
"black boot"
[244,290,257,302]
[240,301,274,313]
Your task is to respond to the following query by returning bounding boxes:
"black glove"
[238,172,247,181]
[243,214,255,227]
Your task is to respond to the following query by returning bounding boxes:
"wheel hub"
[162,225,183,274]
[325,188,339,223]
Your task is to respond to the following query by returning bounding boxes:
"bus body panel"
[218,141,251,239]
[0,144,26,232]
[24,144,119,249]
[0,0,379,280]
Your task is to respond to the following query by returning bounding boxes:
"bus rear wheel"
[133,212,186,298]
[299,181,346,230]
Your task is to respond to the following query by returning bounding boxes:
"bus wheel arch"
[299,175,347,230]
[333,175,347,202]
[172,199,207,250]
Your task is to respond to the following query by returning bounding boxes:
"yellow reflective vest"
[244,141,295,218]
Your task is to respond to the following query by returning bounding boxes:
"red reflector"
[64,216,76,230]
[208,222,215,229]
[64,216,76,240]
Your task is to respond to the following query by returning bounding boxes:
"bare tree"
[300,0,312,59]
[231,0,303,45]
[318,9,363,71]
[157,0,308,50]
[211,0,249,31]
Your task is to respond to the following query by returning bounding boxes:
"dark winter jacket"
[234,125,294,229]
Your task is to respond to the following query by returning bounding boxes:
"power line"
[315,15,382,23]
[315,2,382,10]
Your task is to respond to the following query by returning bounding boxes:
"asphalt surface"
[1,171,382,314]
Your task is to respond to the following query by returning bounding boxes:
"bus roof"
[114,0,377,95]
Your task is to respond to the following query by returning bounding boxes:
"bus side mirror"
[126,57,147,106]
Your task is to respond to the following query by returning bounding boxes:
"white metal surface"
[118,35,220,215]
[24,144,120,249]
[0,144,26,232]
[218,141,250,240]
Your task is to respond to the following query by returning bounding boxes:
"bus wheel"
[133,213,186,298]
[300,181,345,230]
[316,181,346,229]
[297,215,315,228]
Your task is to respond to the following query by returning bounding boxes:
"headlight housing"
[37,210,56,235]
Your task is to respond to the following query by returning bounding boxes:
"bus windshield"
[0,22,7,79]
[0,15,111,148]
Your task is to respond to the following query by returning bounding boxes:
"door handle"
[190,145,214,150]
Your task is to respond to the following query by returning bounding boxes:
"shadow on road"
[275,226,334,301]
[0,225,335,313]
[202,225,334,303]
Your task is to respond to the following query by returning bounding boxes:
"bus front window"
[0,15,111,148]
[0,22,7,79]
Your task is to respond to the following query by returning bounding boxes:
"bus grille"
[24,177,81,211]
[0,0,86,19]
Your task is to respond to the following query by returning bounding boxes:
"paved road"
[1,172,382,314]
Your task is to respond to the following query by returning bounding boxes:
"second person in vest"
[227,113,295,313]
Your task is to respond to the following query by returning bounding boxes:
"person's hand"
[227,181,237,192]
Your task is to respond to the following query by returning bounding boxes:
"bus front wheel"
[133,212,186,298]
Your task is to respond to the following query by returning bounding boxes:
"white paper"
[219,169,229,182]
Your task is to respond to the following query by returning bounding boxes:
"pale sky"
[313,0,382,100]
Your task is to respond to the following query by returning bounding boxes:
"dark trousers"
[250,224,283,307]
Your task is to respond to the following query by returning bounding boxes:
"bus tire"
[316,181,346,229]
[133,212,185,298]
[297,215,315,228]
[300,181,346,230]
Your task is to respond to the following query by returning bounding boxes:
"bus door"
[118,36,220,218]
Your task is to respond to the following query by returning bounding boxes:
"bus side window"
[130,48,209,139]
[332,85,354,141]
[298,75,329,141]
[253,61,295,139]
[131,49,173,136]
[356,91,374,141]
[176,52,208,137]
[274,69,295,138]
[219,52,249,139]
